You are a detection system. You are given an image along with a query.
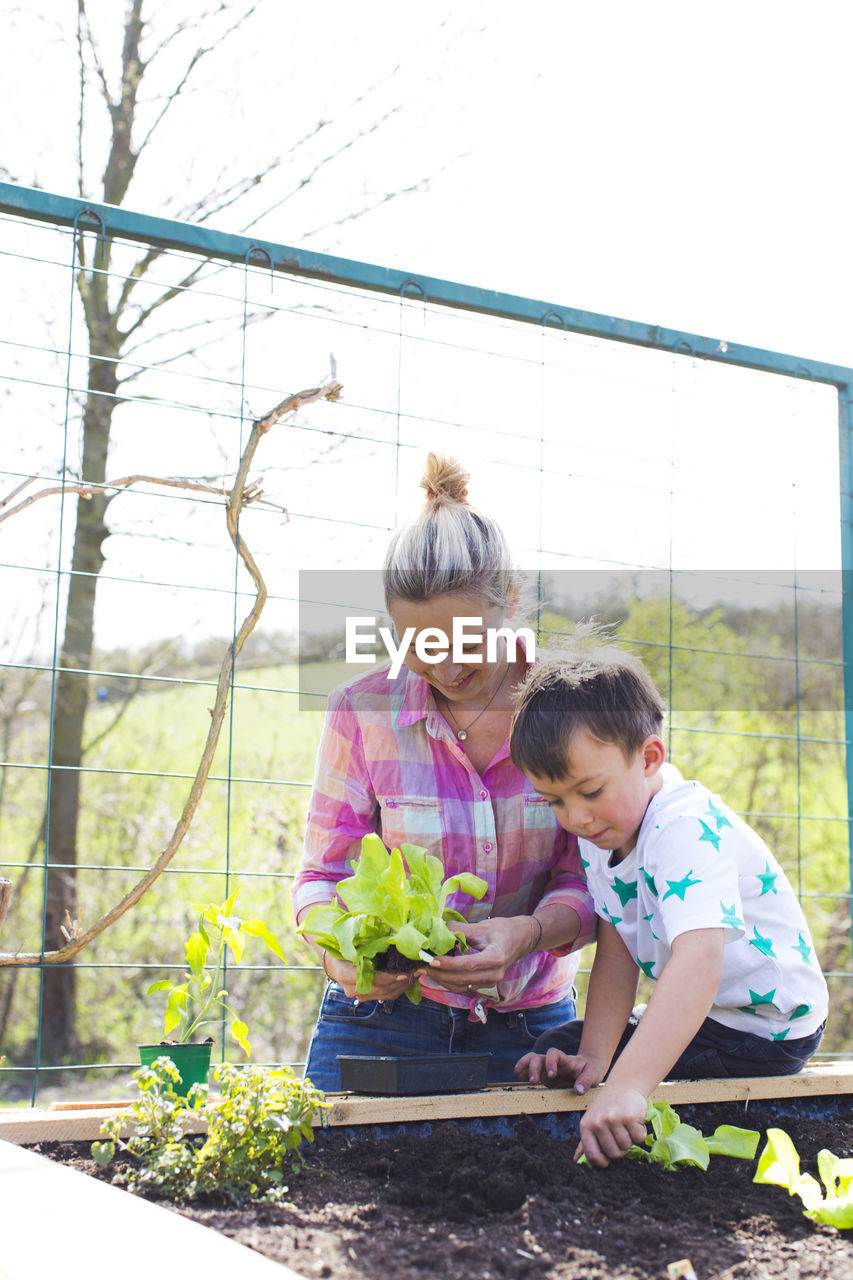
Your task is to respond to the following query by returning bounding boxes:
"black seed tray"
[337,1052,490,1095]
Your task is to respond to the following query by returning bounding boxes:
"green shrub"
[93,1056,328,1204]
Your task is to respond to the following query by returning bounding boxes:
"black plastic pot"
[337,1052,490,1095]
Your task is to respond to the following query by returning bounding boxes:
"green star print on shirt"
[757,862,779,896]
[662,870,702,901]
[720,901,744,931]
[612,875,639,907]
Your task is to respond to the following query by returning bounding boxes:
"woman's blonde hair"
[383,453,518,608]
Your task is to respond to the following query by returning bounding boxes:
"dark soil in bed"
[29,1102,853,1280]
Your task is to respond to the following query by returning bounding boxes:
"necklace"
[439,663,512,742]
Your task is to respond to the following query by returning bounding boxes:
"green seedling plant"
[92,1056,328,1204]
[580,1100,760,1172]
[148,887,286,1056]
[754,1127,853,1228]
[296,834,487,1002]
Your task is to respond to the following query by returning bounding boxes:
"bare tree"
[26,0,444,1059]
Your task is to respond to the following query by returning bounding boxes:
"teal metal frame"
[2,179,853,966]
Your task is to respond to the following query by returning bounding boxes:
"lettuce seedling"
[296,834,487,1001]
[594,1100,760,1172]
[754,1127,853,1228]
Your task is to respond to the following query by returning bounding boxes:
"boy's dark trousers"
[532,1013,825,1080]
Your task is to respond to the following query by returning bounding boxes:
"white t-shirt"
[581,763,828,1040]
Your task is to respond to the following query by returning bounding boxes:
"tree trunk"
[41,345,116,1062]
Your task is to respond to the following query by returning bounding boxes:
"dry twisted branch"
[0,373,343,965]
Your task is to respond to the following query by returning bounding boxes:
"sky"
[4,0,852,366]
[1,0,851,653]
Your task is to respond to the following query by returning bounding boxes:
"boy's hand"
[514,1047,605,1093]
[575,1083,648,1167]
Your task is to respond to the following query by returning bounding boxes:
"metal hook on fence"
[73,206,107,264]
[245,245,274,290]
[399,278,427,304]
[672,338,695,358]
[541,310,566,332]
[793,365,814,382]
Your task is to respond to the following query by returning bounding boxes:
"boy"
[509,644,828,1168]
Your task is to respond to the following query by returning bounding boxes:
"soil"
[373,945,425,974]
[28,1101,853,1280]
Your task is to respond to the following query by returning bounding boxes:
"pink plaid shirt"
[293,662,596,1013]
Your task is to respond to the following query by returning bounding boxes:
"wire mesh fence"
[0,184,851,1104]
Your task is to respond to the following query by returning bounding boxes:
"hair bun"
[421,453,470,507]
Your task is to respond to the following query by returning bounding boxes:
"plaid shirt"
[293,663,596,1013]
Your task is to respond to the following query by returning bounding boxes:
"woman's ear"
[505,579,522,619]
[641,735,666,777]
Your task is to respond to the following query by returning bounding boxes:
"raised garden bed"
[5,1068,853,1280]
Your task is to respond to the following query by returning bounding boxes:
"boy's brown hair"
[510,642,666,780]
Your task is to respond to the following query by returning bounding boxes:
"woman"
[293,454,595,1089]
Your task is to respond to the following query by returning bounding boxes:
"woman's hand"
[427,916,537,993]
[321,951,426,1003]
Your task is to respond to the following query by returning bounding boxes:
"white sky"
[3,0,852,365]
[1,1,851,653]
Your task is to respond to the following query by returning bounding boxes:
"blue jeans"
[304,983,577,1091]
[532,1014,826,1080]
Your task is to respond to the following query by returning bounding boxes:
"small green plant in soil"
[296,834,487,1001]
[754,1126,853,1227]
[579,1100,760,1171]
[147,886,286,1055]
[92,1056,327,1204]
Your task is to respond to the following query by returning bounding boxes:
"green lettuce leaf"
[623,1102,758,1173]
[754,1128,825,1214]
[706,1124,761,1160]
[297,835,491,1000]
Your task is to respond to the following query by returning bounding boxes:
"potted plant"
[297,835,490,1094]
[143,886,286,1094]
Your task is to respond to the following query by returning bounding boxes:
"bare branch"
[78,0,115,116]
[119,258,209,340]
[140,7,217,69]
[0,372,342,967]
[189,166,274,226]
[81,637,180,757]
[0,471,285,527]
[115,245,160,315]
[117,244,236,318]
[239,104,403,234]
[134,3,263,158]
[75,2,86,197]
[0,477,37,510]
[170,109,336,226]
[119,309,271,381]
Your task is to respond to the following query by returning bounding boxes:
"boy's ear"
[641,736,666,777]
